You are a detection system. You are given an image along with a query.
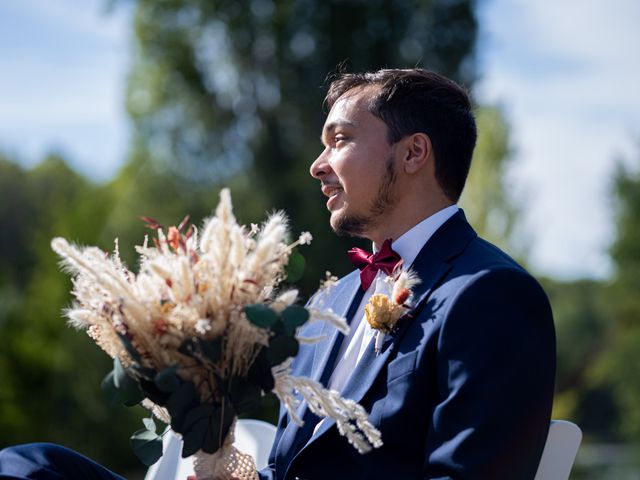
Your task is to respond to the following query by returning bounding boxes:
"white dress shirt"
[326,204,459,393]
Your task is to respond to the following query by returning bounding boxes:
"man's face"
[310,87,398,238]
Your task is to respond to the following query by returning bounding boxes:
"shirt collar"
[375,204,459,268]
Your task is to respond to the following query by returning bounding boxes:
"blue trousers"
[0,443,125,480]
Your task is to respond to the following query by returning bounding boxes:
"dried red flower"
[153,318,169,335]
[394,288,411,305]
[167,226,181,250]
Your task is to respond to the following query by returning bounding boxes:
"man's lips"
[321,184,343,198]
[321,184,343,210]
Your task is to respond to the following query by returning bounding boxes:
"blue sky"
[477,0,640,279]
[1,0,639,280]
[0,0,131,178]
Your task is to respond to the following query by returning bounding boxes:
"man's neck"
[367,199,455,246]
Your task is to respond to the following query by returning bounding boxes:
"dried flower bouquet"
[51,189,381,479]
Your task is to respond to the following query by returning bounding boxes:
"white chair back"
[234,418,278,469]
[146,419,581,480]
[145,419,277,480]
[534,420,582,480]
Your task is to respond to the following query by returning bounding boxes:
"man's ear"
[401,133,432,175]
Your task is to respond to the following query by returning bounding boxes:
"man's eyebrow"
[324,120,357,132]
[320,120,357,143]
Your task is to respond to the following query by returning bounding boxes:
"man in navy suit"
[0,68,554,480]
[260,69,555,479]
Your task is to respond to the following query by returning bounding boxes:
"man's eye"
[335,135,348,145]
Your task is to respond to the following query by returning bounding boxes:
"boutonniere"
[364,270,420,353]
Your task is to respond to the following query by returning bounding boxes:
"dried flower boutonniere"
[364,270,420,353]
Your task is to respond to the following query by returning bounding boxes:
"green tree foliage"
[539,149,640,450]
[0,152,280,477]
[540,277,614,439]
[124,0,479,294]
[589,156,640,441]
[460,105,518,252]
[0,155,145,476]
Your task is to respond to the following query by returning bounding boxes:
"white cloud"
[0,0,132,180]
[477,0,640,279]
[5,0,130,44]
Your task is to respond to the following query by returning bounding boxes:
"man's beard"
[332,156,397,238]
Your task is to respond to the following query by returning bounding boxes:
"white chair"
[534,420,582,480]
[146,418,580,480]
[145,419,277,480]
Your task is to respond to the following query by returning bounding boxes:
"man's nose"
[310,149,331,179]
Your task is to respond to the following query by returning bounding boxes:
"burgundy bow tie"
[348,239,402,291]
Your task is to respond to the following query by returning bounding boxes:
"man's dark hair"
[325,68,477,202]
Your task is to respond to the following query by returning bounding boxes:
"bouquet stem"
[192,422,258,480]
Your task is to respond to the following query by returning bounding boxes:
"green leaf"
[166,381,199,433]
[286,250,306,283]
[100,370,119,405]
[244,304,278,328]
[131,429,163,466]
[181,404,214,458]
[101,359,144,406]
[155,365,181,393]
[130,364,157,380]
[138,377,171,406]
[227,376,263,414]
[116,332,142,363]
[143,416,156,433]
[115,358,145,406]
[267,334,299,366]
[178,338,197,358]
[201,399,236,455]
[247,347,275,392]
[181,416,208,458]
[281,305,309,335]
[182,404,215,433]
[197,337,222,363]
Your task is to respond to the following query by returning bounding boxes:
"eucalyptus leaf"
[178,338,197,358]
[182,404,215,433]
[271,319,285,335]
[131,364,157,381]
[247,347,275,392]
[267,334,299,366]
[281,305,309,335]
[197,337,222,363]
[227,376,263,414]
[180,404,215,458]
[138,377,171,406]
[181,416,208,458]
[101,359,144,406]
[155,365,181,393]
[143,417,156,433]
[245,304,278,328]
[201,399,235,454]
[130,429,163,466]
[166,381,199,432]
[285,250,306,283]
[100,371,119,405]
[116,332,142,363]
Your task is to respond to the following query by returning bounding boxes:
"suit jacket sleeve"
[423,267,556,479]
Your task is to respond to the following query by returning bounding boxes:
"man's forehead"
[331,84,378,111]
[323,85,378,131]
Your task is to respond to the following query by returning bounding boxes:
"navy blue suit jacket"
[261,211,556,480]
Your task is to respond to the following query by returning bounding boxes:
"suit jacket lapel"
[276,270,362,471]
[309,270,362,383]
